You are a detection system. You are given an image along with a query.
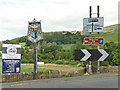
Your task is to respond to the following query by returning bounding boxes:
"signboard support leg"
[88,6,92,74]
[89,32,92,74]
[97,6,100,73]
[34,43,37,79]
[97,32,100,73]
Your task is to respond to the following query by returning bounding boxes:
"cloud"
[0,0,119,41]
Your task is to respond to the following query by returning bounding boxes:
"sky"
[0,0,119,41]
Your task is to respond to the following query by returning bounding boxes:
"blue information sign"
[2,59,21,73]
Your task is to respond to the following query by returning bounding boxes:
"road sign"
[2,59,21,73]
[27,19,43,43]
[75,49,109,61]
[2,44,21,59]
[83,17,104,33]
[84,38,104,45]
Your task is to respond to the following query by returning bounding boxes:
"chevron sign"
[75,49,109,61]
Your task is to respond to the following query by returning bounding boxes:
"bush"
[77,62,85,67]
[63,61,69,65]
[69,60,78,65]
[100,61,110,66]
[55,60,63,64]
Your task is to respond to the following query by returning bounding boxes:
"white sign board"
[2,44,21,59]
[83,17,104,33]
[37,62,44,65]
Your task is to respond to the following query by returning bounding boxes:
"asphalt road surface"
[2,73,119,88]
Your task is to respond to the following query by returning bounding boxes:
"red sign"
[84,38,104,45]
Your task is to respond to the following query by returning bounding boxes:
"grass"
[21,68,49,73]
[100,29,118,43]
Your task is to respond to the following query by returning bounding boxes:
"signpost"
[76,5,106,74]
[2,44,21,73]
[84,38,104,45]
[27,18,43,79]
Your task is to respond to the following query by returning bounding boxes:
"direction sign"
[27,19,43,43]
[2,44,21,59]
[83,17,104,33]
[84,38,104,45]
[74,49,109,61]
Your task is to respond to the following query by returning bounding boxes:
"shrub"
[100,61,110,66]
[77,62,85,67]
[63,61,69,65]
[55,60,63,64]
[69,60,78,65]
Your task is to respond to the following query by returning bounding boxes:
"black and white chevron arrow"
[74,49,109,61]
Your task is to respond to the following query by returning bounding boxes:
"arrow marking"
[98,49,109,61]
[81,49,91,61]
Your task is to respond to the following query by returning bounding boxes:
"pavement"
[1,73,119,88]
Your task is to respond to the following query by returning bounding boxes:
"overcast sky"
[0,0,119,41]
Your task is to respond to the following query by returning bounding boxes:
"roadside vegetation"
[0,24,119,73]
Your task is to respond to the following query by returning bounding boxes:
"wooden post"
[34,43,37,79]
[38,41,40,50]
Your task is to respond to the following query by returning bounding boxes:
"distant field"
[0,63,82,74]
[21,68,49,73]
[21,64,81,71]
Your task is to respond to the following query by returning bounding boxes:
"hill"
[1,24,119,47]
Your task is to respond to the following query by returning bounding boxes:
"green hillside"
[1,24,119,46]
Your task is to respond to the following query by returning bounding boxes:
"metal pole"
[89,6,92,74]
[90,6,92,18]
[97,32,100,73]
[97,5,100,73]
[97,5,100,18]
[34,43,37,79]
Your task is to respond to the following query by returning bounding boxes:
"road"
[2,73,119,88]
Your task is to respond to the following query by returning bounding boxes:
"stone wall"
[1,66,119,83]
[1,69,85,83]
[100,66,119,73]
